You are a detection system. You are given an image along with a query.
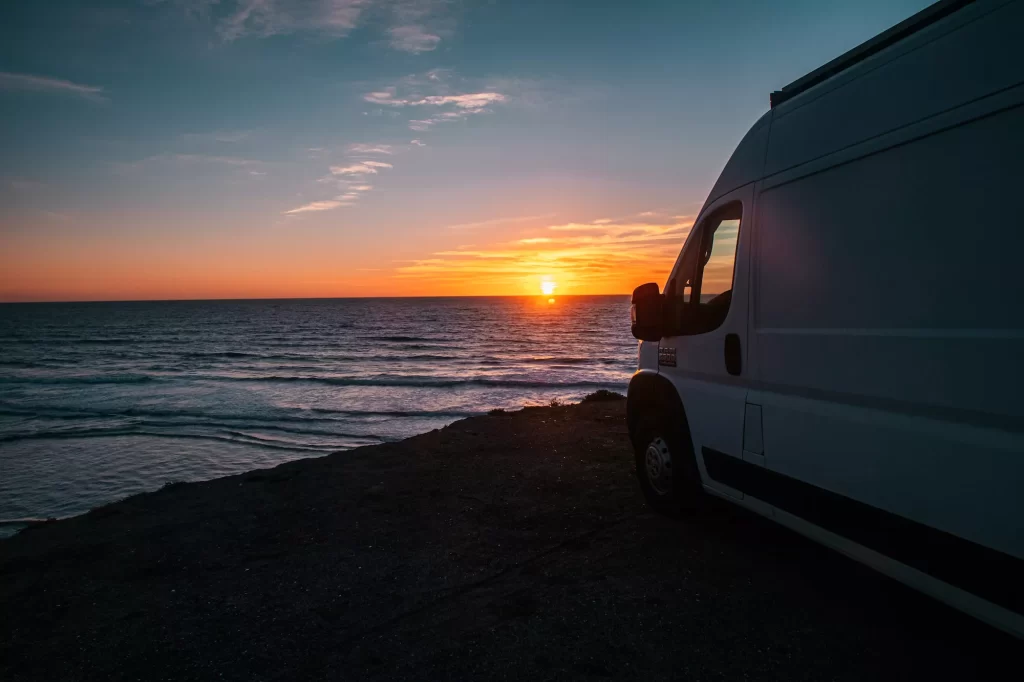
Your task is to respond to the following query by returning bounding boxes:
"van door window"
[670,202,742,336]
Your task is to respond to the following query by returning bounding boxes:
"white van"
[627,0,1023,637]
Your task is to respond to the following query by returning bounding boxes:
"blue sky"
[0,0,932,300]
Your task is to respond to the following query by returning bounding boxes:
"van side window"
[668,202,741,336]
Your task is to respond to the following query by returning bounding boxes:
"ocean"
[0,297,635,531]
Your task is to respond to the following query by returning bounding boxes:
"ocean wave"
[0,404,477,424]
[306,406,477,418]
[476,357,626,367]
[131,418,388,441]
[371,335,433,343]
[0,360,58,369]
[520,357,623,365]
[71,338,137,345]
[174,351,463,364]
[0,373,619,390]
[220,429,384,447]
[391,343,455,351]
[218,375,618,390]
[0,336,135,346]
[177,350,344,362]
[0,426,356,452]
[0,374,156,385]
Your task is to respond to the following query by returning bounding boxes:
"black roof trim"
[769,0,976,108]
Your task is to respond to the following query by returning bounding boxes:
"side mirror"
[631,282,663,341]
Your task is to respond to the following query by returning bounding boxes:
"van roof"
[769,0,975,108]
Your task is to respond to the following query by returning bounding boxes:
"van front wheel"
[633,415,703,516]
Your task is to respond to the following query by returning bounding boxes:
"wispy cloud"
[388,25,441,53]
[364,91,506,109]
[283,199,353,215]
[155,0,453,52]
[446,213,558,231]
[291,146,393,215]
[346,143,393,155]
[408,115,459,131]
[364,71,508,131]
[0,72,106,101]
[546,222,609,232]
[410,139,426,146]
[329,161,392,175]
[387,0,450,52]
[217,0,369,41]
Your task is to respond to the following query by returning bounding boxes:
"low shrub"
[581,389,625,403]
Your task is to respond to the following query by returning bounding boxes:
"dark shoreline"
[0,398,1017,680]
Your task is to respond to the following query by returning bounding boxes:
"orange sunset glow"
[0,212,694,301]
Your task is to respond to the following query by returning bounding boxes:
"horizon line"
[0,293,634,305]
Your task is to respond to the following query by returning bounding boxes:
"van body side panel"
[765,0,1024,177]
[753,100,1024,561]
[759,104,1024,418]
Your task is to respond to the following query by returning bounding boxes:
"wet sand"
[0,397,1017,680]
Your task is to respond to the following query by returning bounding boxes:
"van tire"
[633,413,704,517]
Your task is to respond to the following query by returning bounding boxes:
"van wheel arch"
[627,372,705,514]
[627,372,691,447]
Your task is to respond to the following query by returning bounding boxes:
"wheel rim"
[644,436,673,496]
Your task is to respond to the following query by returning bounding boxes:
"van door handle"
[724,333,742,376]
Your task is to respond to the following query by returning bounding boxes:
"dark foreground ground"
[0,398,1018,680]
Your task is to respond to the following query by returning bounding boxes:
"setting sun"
[541,281,557,296]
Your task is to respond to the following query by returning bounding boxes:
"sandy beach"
[0,396,1017,680]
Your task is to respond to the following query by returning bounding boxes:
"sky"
[0,0,932,301]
